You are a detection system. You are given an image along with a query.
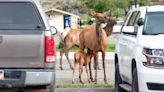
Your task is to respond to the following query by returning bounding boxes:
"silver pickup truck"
[0,0,56,92]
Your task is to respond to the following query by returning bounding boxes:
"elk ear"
[90,9,96,17]
[106,16,110,20]
[103,10,110,16]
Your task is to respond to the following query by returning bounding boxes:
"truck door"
[119,11,140,83]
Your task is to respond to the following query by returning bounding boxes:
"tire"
[48,70,55,92]
[115,63,126,92]
[48,82,55,92]
[132,68,139,92]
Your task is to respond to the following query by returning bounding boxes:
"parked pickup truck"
[0,0,57,92]
[115,5,164,92]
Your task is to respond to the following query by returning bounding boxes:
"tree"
[128,0,150,6]
[39,0,56,10]
[55,0,82,14]
[39,0,82,14]
[139,0,150,6]
[81,0,116,13]
[39,0,150,17]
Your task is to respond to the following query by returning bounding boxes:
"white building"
[45,8,80,32]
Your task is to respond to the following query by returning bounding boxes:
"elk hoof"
[80,80,84,84]
[70,66,74,70]
[98,67,101,70]
[94,66,101,70]
[72,81,75,84]
[91,78,94,82]
[88,79,91,83]
[59,66,64,70]
[94,81,97,84]
[104,80,108,84]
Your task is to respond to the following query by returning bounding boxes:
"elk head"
[104,17,117,36]
[90,10,108,27]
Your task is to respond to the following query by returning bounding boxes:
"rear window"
[0,2,44,30]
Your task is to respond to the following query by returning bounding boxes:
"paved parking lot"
[56,52,115,84]
[0,52,115,92]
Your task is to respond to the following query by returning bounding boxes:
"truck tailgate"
[0,31,45,68]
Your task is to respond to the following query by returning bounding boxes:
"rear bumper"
[25,70,54,85]
[0,69,55,88]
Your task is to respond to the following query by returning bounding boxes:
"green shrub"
[56,43,115,52]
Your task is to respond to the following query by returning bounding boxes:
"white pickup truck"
[115,5,164,92]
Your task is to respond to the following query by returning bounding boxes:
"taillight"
[45,31,56,63]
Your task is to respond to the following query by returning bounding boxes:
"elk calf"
[72,50,92,84]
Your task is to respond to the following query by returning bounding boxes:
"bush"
[56,43,115,52]
[58,42,64,49]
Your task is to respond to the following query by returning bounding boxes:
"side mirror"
[50,26,58,35]
[122,26,135,33]
[122,26,137,35]
[137,18,144,26]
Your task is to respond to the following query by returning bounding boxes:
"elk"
[79,17,116,83]
[72,50,93,84]
[59,11,107,70]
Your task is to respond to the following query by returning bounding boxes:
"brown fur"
[72,50,92,84]
[79,17,116,83]
[104,17,117,36]
[59,28,82,70]
[59,12,107,70]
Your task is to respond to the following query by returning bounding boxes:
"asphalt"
[0,52,115,92]
[56,88,114,92]
[0,88,114,92]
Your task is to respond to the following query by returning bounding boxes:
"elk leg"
[72,61,77,84]
[102,51,107,84]
[79,62,84,84]
[87,49,94,81]
[94,53,98,83]
[85,63,91,83]
[59,47,65,70]
[89,62,94,82]
[64,43,74,70]
[94,59,101,70]
[65,51,74,70]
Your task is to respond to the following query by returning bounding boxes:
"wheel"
[17,88,25,92]
[115,63,126,92]
[132,68,139,92]
[48,82,55,92]
[48,70,55,92]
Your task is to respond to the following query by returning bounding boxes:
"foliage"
[39,0,82,14]
[80,0,150,16]
[81,0,112,13]
[55,0,82,14]
[39,0,56,10]
[139,0,151,6]
[56,43,116,52]
[39,0,151,17]
[56,42,79,52]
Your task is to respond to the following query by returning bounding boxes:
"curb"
[56,88,114,92]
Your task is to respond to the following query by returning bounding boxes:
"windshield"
[0,2,44,30]
[143,12,164,35]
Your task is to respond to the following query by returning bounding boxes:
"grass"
[106,44,115,52]
[56,43,116,52]
[56,83,114,88]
